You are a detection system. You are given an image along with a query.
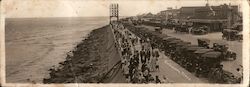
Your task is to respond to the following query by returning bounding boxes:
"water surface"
[5,17,109,83]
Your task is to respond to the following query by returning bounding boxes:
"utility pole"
[227,3,232,28]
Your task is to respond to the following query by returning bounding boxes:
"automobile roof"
[163,37,178,41]
[186,47,204,52]
[169,40,183,44]
[201,51,222,58]
[156,34,169,38]
[180,44,198,49]
[194,49,214,54]
[176,41,191,46]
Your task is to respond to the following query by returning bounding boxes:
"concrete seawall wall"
[105,25,122,71]
[43,25,122,83]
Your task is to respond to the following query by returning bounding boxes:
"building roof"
[179,5,238,19]
[186,47,204,52]
[180,5,238,11]
[161,9,179,12]
[202,51,222,58]
[194,49,213,54]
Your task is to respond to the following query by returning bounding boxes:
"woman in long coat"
[150,54,156,71]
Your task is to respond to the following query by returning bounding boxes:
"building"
[178,4,240,32]
[138,12,155,21]
[159,7,179,20]
[179,6,202,19]
[179,4,239,19]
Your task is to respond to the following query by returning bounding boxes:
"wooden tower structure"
[110,3,119,24]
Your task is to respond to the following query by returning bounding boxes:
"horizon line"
[5,16,132,19]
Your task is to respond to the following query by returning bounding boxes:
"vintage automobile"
[155,32,168,39]
[193,49,214,76]
[175,41,192,51]
[212,42,236,60]
[162,38,180,53]
[236,31,243,41]
[149,35,169,49]
[163,19,176,29]
[162,37,180,44]
[176,45,203,68]
[198,51,222,77]
[151,34,169,49]
[168,40,184,59]
[174,42,192,64]
[231,23,243,31]
[155,27,163,34]
[163,39,181,51]
[208,67,241,83]
[212,41,228,52]
[175,25,189,33]
[222,29,241,41]
[194,49,214,58]
[176,44,197,64]
[191,26,208,35]
[197,38,210,48]
[184,46,204,72]
[224,50,237,60]
[176,41,191,46]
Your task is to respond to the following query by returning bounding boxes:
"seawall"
[43,25,121,83]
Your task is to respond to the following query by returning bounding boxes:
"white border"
[0,0,249,87]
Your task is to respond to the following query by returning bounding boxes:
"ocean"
[5,17,109,83]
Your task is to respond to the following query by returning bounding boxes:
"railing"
[98,60,121,83]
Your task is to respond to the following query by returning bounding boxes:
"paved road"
[111,25,208,83]
[155,50,208,83]
[141,25,243,78]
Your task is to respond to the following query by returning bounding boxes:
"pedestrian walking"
[143,69,149,82]
[124,62,130,77]
[155,76,161,83]
[148,74,155,83]
[155,50,160,60]
[151,57,156,71]
[140,50,146,64]
[155,57,160,71]
[146,49,151,62]
[121,58,127,72]
[161,76,168,83]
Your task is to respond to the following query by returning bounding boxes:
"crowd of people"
[110,22,166,83]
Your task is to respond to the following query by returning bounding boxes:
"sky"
[2,0,243,18]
